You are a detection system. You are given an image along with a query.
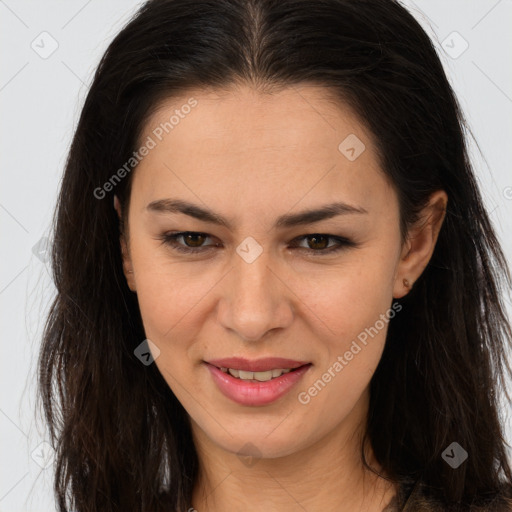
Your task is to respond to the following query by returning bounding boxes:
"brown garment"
[381,479,418,512]
[381,479,512,512]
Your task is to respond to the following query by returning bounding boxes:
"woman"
[38,0,512,510]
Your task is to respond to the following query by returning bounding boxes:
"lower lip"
[205,363,312,406]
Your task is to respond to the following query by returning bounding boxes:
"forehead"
[130,84,392,220]
[141,83,373,156]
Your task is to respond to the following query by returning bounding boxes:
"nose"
[216,252,294,342]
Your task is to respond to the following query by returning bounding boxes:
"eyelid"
[159,232,218,254]
[157,231,357,256]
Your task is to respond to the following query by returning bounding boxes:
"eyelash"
[157,231,357,256]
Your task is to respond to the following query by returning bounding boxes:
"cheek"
[294,250,397,401]
[296,251,396,345]
[134,265,214,342]
[128,233,219,338]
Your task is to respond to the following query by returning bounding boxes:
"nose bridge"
[234,249,274,302]
[218,248,292,342]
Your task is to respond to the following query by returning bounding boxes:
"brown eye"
[182,233,207,248]
[290,234,357,255]
[159,232,217,254]
[159,231,356,257]
[305,235,330,250]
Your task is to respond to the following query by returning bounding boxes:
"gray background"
[1,1,511,510]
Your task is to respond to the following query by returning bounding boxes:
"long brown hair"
[38,0,512,510]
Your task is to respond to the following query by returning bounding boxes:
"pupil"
[186,233,205,247]
[309,235,327,250]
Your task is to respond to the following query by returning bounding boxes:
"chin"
[209,424,308,461]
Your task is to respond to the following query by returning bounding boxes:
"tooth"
[253,370,273,382]
[225,368,295,380]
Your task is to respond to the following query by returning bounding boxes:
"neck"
[190,391,397,512]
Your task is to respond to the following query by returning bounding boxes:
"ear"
[393,190,448,299]
[114,195,137,292]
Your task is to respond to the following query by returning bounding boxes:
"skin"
[114,83,447,511]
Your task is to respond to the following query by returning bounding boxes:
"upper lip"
[206,357,310,372]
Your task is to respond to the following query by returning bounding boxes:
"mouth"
[217,367,298,382]
[206,356,309,372]
[204,357,312,406]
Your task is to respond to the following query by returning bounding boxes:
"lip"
[206,357,309,372]
[205,361,312,406]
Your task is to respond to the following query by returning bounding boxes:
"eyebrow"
[146,198,367,229]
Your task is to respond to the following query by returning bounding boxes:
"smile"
[219,367,293,381]
[204,357,312,406]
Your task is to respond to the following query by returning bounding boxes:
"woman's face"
[118,84,420,460]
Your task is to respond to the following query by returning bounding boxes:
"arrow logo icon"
[32,236,50,263]
[30,31,59,59]
[237,442,262,467]
[338,134,365,161]
[134,339,161,366]
[442,442,468,468]
[236,236,263,263]
[441,31,468,59]
[31,441,55,469]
